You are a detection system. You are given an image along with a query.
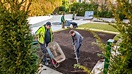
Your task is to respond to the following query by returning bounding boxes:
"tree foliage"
[62,0,69,12]
[59,5,66,11]
[107,0,132,73]
[0,0,38,74]
[29,0,62,16]
[70,2,98,16]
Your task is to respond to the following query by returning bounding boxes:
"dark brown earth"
[48,29,116,74]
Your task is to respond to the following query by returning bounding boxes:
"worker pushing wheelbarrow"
[32,41,66,69]
[46,41,66,68]
[35,22,66,68]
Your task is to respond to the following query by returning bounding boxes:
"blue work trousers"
[39,43,49,63]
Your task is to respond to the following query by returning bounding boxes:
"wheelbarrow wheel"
[51,59,60,68]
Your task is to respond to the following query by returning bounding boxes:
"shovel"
[71,45,83,73]
[73,45,79,64]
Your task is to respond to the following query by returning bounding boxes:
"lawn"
[79,23,118,32]
[78,22,120,41]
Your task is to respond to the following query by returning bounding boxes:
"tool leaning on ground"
[71,45,83,73]
[73,45,79,64]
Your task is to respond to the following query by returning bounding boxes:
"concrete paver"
[91,59,104,74]
[28,16,53,25]
[38,65,62,74]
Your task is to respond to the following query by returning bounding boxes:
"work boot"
[45,62,49,66]
[74,57,79,59]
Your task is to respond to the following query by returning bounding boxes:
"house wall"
[69,0,131,5]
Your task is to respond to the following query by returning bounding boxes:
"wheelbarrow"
[46,41,66,68]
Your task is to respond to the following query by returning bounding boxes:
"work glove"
[34,35,38,41]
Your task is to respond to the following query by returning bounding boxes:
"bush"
[97,10,113,18]
[0,1,38,74]
[70,2,98,16]
[106,11,113,18]
[107,0,132,73]
[77,11,85,16]
[59,5,66,11]
[71,6,76,12]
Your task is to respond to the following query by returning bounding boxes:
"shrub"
[94,4,114,18]
[71,6,76,12]
[59,5,66,11]
[116,9,126,21]
[0,0,38,74]
[105,11,113,18]
[70,2,98,16]
[107,0,132,73]
[97,10,113,18]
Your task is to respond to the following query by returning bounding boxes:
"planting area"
[48,29,116,74]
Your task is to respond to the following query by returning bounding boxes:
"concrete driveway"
[29,14,90,34]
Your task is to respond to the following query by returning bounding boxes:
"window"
[79,0,81,2]
[77,0,84,3]
[129,0,132,3]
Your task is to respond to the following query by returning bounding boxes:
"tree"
[29,0,62,16]
[62,0,69,8]
[0,0,38,74]
[94,0,132,73]
[107,0,132,73]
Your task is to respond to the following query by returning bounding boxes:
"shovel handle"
[73,45,79,64]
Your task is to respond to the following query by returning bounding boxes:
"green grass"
[79,23,118,32]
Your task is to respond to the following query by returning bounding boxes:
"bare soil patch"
[50,29,115,74]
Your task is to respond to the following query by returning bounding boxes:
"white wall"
[129,0,132,3]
